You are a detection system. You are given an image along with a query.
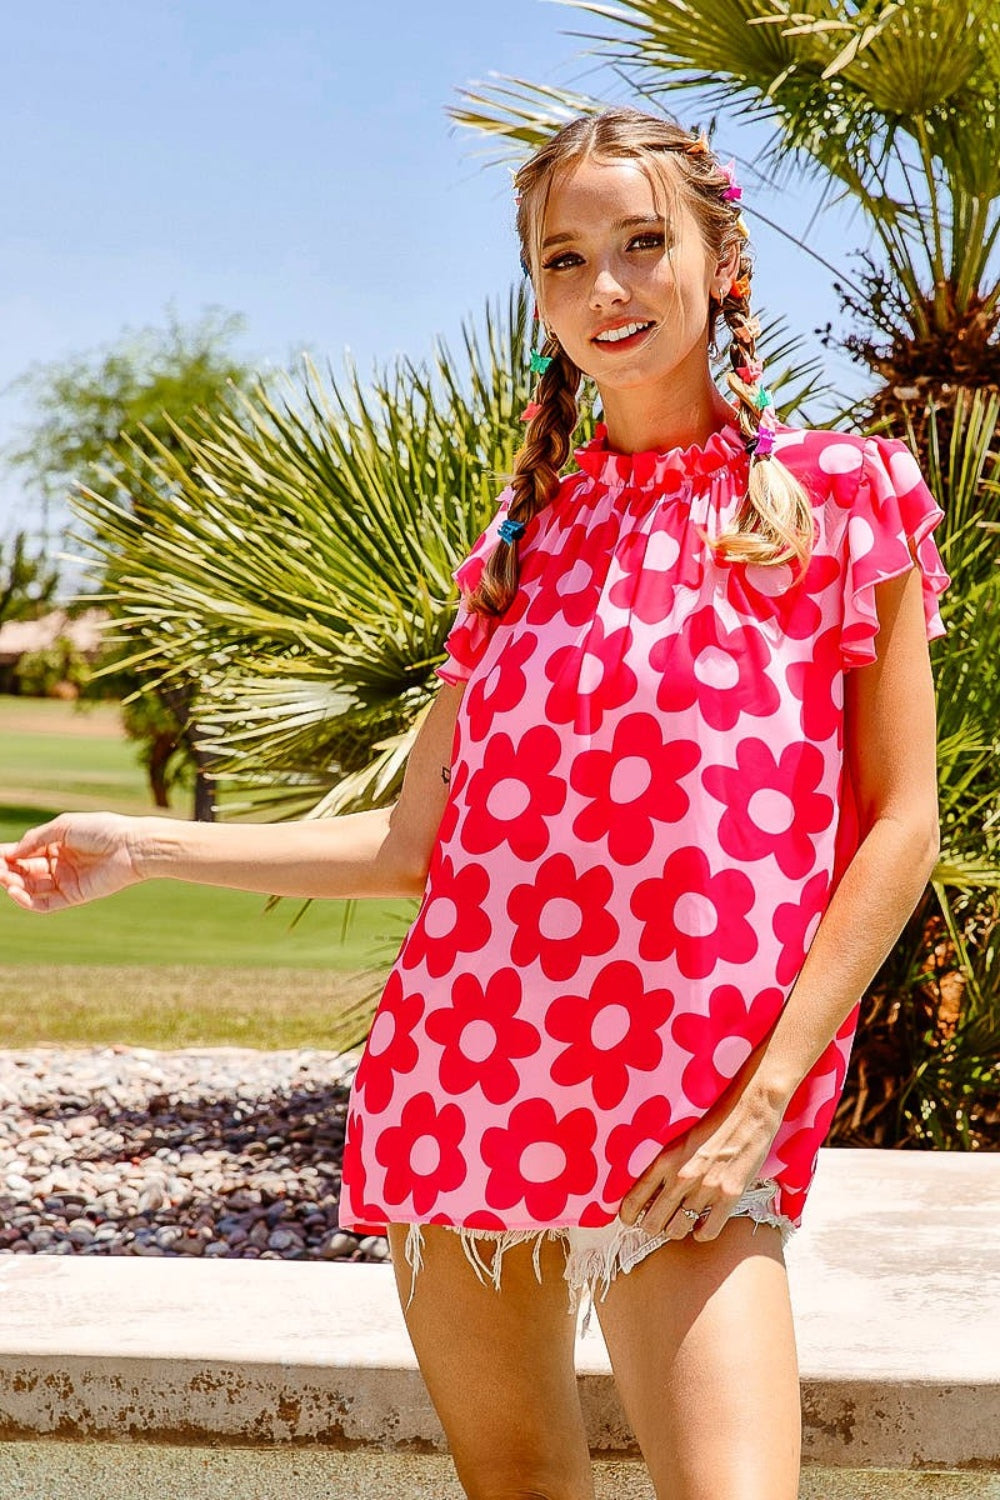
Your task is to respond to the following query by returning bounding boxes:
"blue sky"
[0,0,873,558]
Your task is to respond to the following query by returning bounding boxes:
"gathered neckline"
[571,414,749,487]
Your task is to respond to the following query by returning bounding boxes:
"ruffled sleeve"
[839,434,952,670]
[435,486,514,686]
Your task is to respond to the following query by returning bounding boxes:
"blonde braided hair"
[465,106,816,619]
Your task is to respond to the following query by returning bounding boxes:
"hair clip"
[688,129,711,156]
[756,386,774,410]
[519,400,542,422]
[735,359,764,383]
[529,349,553,375]
[746,425,776,459]
[720,159,743,202]
[498,516,526,543]
[729,274,752,300]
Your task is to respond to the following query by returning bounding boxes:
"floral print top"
[339,415,951,1237]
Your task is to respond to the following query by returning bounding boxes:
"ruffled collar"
[572,414,748,488]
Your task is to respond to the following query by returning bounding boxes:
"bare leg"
[594,1217,801,1500]
[385,1223,596,1500]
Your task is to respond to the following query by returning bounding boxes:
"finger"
[619,1154,682,1225]
[5,873,59,898]
[0,855,55,879]
[1,883,65,914]
[634,1186,689,1238]
[691,1205,726,1242]
[1,821,66,859]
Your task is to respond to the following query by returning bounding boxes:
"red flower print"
[354,969,425,1114]
[340,1111,388,1229]
[526,516,618,627]
[425,968,541,1105]
[787,626,844,744]
[570,712,699,864]
[607,516,685,625]
[401,853,491,979]
[631,846,757,978]
[465,630,540,743]
[508,852,619,981]
[546,959,675,1109]
[483,1097,598,1220]
[702,737,834,879]
[375,1092,468,1216]
[460,723,566,861]
[671,984,785,1107]
[773,869,830,986]
[602,1094,675,1202]
[730,549,839,641]
[650,605,780,730]
[435,756,468,849]
[544,616,637,735]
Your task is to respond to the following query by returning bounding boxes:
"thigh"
[593,1217,801,1500]
[385,1223,596,1500]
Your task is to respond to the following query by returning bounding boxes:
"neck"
[597,371,736,456]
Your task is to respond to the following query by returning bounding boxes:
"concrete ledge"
[0,1446,998,1500]
[0,1148,996,1493]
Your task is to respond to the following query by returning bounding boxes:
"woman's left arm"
[744,557,942,1113]
[619,561,941,1236]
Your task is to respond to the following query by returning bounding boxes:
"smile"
[592,320,656,348]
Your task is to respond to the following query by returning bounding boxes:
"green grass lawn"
[0,693,409,1046]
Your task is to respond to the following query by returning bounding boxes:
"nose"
[589,264,629,308]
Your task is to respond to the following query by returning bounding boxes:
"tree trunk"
[147,732,176,809]
[156,679,218,823]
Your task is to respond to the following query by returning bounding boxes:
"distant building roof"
[0,607,109,662]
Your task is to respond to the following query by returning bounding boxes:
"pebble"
[0,1046,391,1262]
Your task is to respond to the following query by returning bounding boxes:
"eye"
[541,251,581,272]
[629,232,666,251]
[542,232,668,271]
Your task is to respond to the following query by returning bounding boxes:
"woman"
[0,108,950,1499]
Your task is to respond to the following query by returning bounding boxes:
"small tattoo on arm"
[441,765,451,784]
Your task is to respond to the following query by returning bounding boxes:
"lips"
[591,319,656,347]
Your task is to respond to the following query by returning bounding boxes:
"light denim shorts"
[398,1178,796,1338]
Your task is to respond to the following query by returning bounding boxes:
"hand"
[618,1084,786,1244]
[0,812,144,913]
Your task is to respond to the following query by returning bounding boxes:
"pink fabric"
[339,416,951,1238]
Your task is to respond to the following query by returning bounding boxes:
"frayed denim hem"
[400,1178,797,1338]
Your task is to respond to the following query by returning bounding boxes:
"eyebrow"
[541,214,666,250]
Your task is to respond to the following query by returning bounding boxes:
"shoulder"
[770,423,867,507]
[772,423,928,514]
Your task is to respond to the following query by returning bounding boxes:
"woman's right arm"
[0,681,466,913]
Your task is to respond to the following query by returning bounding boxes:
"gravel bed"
[0,1044,389,1263]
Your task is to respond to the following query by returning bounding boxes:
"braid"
[465,333,581,617]
[463,106,816,620]
[710,239,815,580]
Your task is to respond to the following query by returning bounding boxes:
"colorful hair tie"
[756,386,774,410]
[498,517,526,544]
[735,359,764,383]
[720,159,743,202]
[747,425,776,459]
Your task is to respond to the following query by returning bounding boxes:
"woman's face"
[535,156,733,398]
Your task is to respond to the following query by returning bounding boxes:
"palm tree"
[451,4,1000,1146]
[67,280,826,1046]
[450,0,1000,445]
[69,281,822,823]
